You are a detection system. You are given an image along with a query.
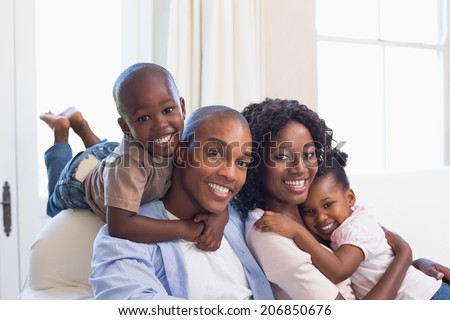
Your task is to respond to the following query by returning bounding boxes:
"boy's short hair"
[112,63,179,118]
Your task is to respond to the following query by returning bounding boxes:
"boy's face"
[118,74,186,157]
[300,175,355,241]
[178,118,253,215]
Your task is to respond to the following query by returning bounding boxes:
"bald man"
[89,105,274,300]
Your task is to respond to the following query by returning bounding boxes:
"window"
[36,0,123,196]
[316,0,445,173]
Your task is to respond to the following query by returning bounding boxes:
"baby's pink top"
[331,206,441,299]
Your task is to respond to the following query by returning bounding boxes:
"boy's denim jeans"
[44,140,118,217]
[431,281,450,300]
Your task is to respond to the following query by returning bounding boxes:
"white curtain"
[153,0,262,113]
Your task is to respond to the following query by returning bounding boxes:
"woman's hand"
[253,210,304,239]
[382,227,412,263]
[413,258,450,284]
[362,227,412,300]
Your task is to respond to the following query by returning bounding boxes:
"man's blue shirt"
[89,201,274,300]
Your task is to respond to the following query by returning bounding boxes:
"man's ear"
[174,141,188,168]
[118,118,131,136]
[347,188,356,207]
[179,97,186,120]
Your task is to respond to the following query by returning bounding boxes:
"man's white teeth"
[154,134,172,144]
[284,180,305,188]
[320,222,334,231]
[208,183,230,195]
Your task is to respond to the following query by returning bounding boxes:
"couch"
[19,209,103,299]
[19,167,450,299]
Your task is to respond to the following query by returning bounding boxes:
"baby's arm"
[254,210,363,284]
[107,206,204,243]
[193,208,229,251]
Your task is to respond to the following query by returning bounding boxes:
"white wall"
[260,1,450,267]
[351,168,450,266]
[261,0,318,110]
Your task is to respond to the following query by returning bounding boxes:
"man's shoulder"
[227,203,245,224]
[137,199,167,219]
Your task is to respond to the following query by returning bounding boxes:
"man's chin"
[203,204,229,215]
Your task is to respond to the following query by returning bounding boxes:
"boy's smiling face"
[117,73,186,158]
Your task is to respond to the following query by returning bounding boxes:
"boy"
[41,63,226,250]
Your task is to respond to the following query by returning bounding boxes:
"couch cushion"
[19,209,103,299]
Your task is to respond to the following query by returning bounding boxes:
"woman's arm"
[247,210,342,300]
[362,230,412,300]
[254,210,363,283]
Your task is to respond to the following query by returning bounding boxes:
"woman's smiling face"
[262,120,319,211]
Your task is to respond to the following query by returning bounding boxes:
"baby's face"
[119,75,185,158]
[300,175,354,241]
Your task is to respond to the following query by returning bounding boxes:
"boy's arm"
[254,210,364,283]
[193,208,229,251]
[107,206,204,243]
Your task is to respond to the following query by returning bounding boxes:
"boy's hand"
[180,220,205,242]
[193,208,229,251]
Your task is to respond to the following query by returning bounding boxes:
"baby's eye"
[162,107,174,114]
[324,202,334,209]
[301,208,314,216]
[138,115,151,122]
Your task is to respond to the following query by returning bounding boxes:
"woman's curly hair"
[232,98,334,216]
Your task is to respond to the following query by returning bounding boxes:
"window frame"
[316,0,450,172]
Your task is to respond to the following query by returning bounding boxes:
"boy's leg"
[63,106,102,148]
[47,141,119,218]
[40,107,107,217]
[40,110,73,195]
[44,143,73,217]
[40,110,74,217]
[40,110,71,144]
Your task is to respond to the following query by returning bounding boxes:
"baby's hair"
[233,98,334,214]
[112,62,179,118]
[317,149,350,190]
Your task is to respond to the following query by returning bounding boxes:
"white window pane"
[384,47,443,169]
[36,0,123,196]
[316,0,379,39]
[380,0,440,44]
[318,42,384,173]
